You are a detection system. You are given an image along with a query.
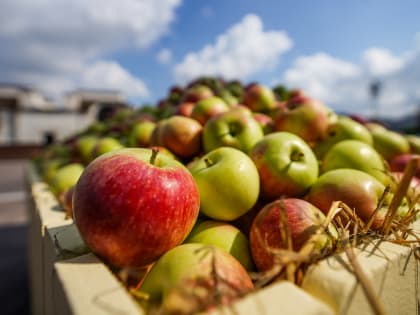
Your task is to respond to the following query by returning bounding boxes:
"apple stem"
[150,148,159,165]
[291,151,304,162]
[204,157,213,167]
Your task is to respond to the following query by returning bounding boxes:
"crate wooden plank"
[301,240,418,315]
[53,253,143,315]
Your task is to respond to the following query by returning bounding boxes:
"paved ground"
[0,159,31,315]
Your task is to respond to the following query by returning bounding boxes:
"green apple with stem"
[322,140,390,185]
[203,108,264,153]
[184,220,254,270]
[249,132,319,200]
[188,147,260,221]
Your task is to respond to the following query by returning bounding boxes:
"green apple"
[75,135,98,164]
[322,140,390,185]
[185,220,254,270]
[313,115,373,159]
[370,126,410,161]
[249,132,319,200]
[191,96,229,125]
[139,243,253,313]
[243,83,276,113]
[203,108,264,153]
[91,137,124,159]
[188,147,260,221]
[128,120,156,147]
[50,163,84,196]
[305,168,409,230]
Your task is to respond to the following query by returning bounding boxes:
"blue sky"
[1,0,420,118]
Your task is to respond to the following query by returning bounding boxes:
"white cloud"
[156,48,173,64]
[0,0,182,101]
[173,14,293,84]
[282,42,420,119]
[362,48,403,76]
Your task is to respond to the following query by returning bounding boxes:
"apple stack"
[35,76,420,314]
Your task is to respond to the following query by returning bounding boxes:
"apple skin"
[253,112,274,134]
[305,168,407,230]
[370,126,410,162]
[73,148,200,268]
[184,220,254,270]
[91,137,124,159]
[50,163,84,196]
[405,135,420,154]
[249,132,319,200]
[191,96,230,125]
[75,135,98,163]
[203,108,264,153]
[313,115,373,159]
[188,147,260,221]
[249,198,337,271]
[243,83,277,113]
[139,243,253,312]
[175,102,195,117]
[153,115,203,159]
[322,140,390,185]
[389,154,420,179]
[128,120,156,147]
[274,96,335,143]
[181,84,214,103]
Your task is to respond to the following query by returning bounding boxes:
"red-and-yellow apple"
[305,168,408,229]
[249,198,337,271]
[253,112,274,134]
[249,132,319,200]
[188,147,260,221]
[181,84,214,103]
[389,154,420,179]
[73,148,200,268]
[274,96,335,143]
[175,102,195,117]
[153,115,203,160]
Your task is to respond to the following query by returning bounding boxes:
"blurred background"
[0,1,419,314]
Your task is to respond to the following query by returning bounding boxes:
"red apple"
[274,96,335,143]
[243,83,277,113]
[73,148,200,268]
[175,102,195,117]
[250,198,337,271]
[389,154,420,179]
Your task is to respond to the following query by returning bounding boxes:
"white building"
[0,84,127,144]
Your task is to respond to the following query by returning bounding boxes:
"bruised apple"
[250,198,337,271]
[73,148,200,268]
[139,243,253,313]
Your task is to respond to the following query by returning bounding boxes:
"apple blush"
[73,148,200,268]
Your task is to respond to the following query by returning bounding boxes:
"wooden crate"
[27,163,419,315]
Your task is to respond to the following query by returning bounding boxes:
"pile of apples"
[37,77,420,314]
